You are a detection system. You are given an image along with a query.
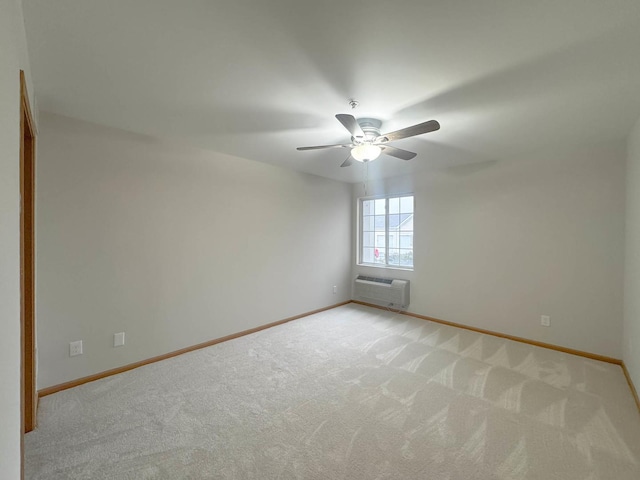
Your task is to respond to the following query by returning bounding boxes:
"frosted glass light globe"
[351,144,382,162]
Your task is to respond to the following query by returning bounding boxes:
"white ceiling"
[23,0,640,183]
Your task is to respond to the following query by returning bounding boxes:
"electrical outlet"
[69,340,83,357]
[114,332,125,347]
[540,315,550,327]
[333,285,337,294]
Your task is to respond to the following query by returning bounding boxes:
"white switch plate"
[114,332,125,347]
[540,315,550,327]
[333,285,337,294]
[70,340,83,357]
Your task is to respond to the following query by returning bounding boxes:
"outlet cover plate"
[541,315,550,327]
[70,340,83,357]
[114,332,125,347]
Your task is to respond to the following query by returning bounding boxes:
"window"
[359,194,414,269]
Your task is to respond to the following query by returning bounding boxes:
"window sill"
[357,263,414,272]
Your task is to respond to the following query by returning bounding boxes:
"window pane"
[362,247,375,263]
[389,197,400,214]
[362,215,374,231]
[400,234,413,248]
[374,215,385,232]
[400,196,414,214]
[362,200,374,216]
[389,214,400,232]
[363,232,375,247]
[388,249,400,265]
[375,247,385,264]
[400,249,413,267]
[400,215,413,231]
[375,198,386,215]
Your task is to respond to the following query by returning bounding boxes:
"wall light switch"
[333,285,337,294]
[540,315,550,327]
[70,340,83,357]
[114,332,125,347]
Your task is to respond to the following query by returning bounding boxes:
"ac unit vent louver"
[354,275,410,308]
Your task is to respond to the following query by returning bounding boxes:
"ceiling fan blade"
[296,143,352,151]
[382,145,417,161]
[377,120,440,143]
[336,114,365,138]
[340,156,353,167]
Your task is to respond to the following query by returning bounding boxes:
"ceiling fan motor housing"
[354,118,382,143]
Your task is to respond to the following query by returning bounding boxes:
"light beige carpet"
[26,304,640,479]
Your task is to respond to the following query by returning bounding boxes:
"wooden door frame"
[20,69,36,478]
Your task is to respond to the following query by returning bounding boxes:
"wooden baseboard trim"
[350,300,622,365]
[38,301,351,397]
[38,299,638,412]
[621,361,640,414]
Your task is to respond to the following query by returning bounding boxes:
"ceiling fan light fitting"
[351,144,382,162]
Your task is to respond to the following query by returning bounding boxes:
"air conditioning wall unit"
[353,275,410,308]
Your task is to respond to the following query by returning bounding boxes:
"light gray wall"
[0,0,36,476]
[624,117,640,390]
[36,113,352,389]
[353,142,626,358]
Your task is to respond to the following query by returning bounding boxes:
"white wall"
[0,0,35,476]
[36,113,352,389]
[624,117,640,390]
[353,142,626,358]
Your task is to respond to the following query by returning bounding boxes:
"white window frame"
[358,194,414,270]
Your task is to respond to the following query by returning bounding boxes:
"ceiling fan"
[297,114,440,167]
